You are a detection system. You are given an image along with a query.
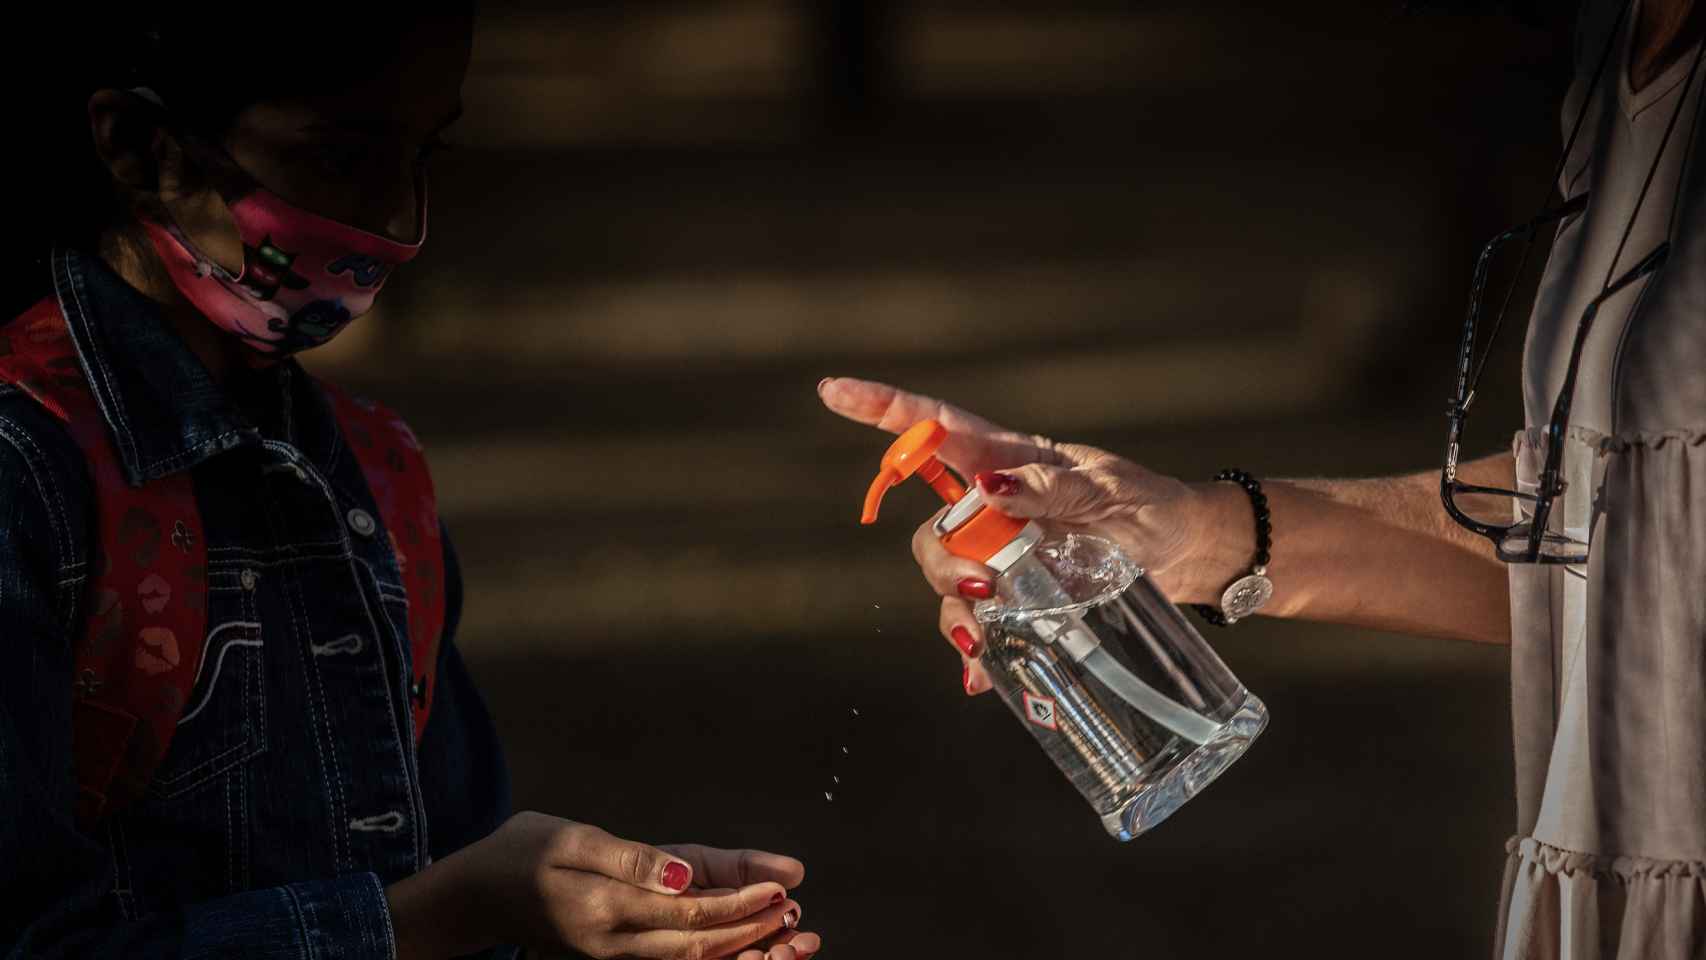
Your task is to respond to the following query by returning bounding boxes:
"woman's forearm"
[1157,453,1514,644]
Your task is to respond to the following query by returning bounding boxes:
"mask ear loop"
[115,86,248,282]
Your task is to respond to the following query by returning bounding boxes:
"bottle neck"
[932,484,1043,573]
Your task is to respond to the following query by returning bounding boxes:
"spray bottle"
[863,420,1267,839]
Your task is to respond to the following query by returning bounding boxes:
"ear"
[86,89,245,275]
[88,89,165,193]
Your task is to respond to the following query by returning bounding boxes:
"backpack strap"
[318,380,443,743]
[0,298,208,829]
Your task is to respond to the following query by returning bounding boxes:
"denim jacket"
[0,249,513,958]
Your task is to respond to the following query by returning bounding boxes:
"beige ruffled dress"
[1494,2,1706,957]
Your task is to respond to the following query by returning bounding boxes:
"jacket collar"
[49,245,287,487]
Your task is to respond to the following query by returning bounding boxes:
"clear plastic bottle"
[862,421,1268,839]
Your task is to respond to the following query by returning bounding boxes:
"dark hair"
[6,7,470,315]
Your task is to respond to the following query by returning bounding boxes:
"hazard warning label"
[1022,692,1058,731]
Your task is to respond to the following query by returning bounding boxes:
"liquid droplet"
[824,791,835,802]
[850,708,860,718]
[832,775,840,784]
[841,746,850,755]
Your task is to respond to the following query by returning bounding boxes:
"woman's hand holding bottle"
[387,811,819,959]
[818,376,1253,694]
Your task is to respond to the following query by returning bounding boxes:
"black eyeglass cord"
[1465,0,1632,402]
[1193,469,1269,628]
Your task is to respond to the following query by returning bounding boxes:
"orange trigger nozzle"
[862,468,901,524]
[859,420,966,524]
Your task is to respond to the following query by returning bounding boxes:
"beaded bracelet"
[1191,469,1273,627]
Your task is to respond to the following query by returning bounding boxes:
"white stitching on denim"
[237,755,250,889]
[0,414,86,638]
[278,882,310,959]
[0,415,76,579]
[373,871,397,959]
[264,439,352,871]
[149,620,268,794]
[107,818,137,921]
[348,553,429,867]
[244,584,269,767]
[150,738,252,795]
[141,428,252,477]
[262,461,308,480]
[348,811,405,833]
[52,249,142,474]
[52,252,265,479]
[202,550,354,572]
[181,620,261,696]
[177,630,264,725]
[226,768,236,891]
[208,539,350,556]
[310,633,365,657]
[284,547,349,871]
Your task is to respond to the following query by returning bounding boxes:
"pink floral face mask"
[121,78,429,362]
[141,181,426,359]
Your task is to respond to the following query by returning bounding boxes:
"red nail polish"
[771,891,786,905]
[962,664,975,695]
[956,577,995,600]
[662,861,691,891]
[950,625,980,657]
[975,472,1020,496]
[783,907,801,929]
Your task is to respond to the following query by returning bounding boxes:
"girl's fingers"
[552,823,695,895]
[658,844,805,891]
[620,898,802,960]
[771,930,822,957]
[912,511,998,599]
[621,881,789,932]
[738,926,817,960]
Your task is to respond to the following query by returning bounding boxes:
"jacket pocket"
[146,612,268,801]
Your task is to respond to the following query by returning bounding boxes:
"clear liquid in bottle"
[977,533,1268,839]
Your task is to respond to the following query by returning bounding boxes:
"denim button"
[347,508,376,537]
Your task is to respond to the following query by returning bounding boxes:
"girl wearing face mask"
[0,9,819,960]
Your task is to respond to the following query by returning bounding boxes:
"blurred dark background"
[293,2,1574,956]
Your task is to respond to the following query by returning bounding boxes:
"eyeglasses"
[1438,4,1699,566]
[1440,202,1669,564]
